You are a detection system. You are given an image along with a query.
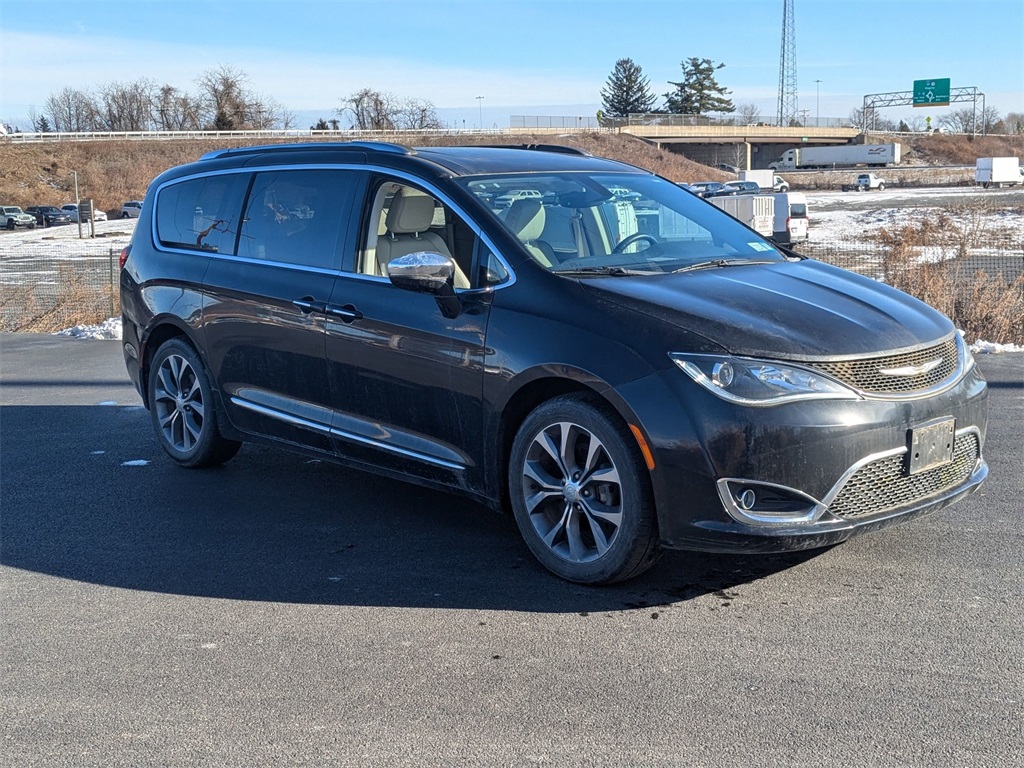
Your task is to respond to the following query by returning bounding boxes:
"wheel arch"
[138,319,200,409]
[493,371,655,517]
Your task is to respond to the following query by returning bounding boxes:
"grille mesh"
[828,432,980,520]
[812,337,959,395]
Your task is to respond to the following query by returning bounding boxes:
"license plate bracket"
[907,418,956,476]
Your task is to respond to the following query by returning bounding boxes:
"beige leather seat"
[375,188,468,288]
[504,198,556,267]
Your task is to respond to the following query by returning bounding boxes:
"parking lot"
[1,332,1022,766]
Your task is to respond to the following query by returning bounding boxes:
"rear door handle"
[324,304,363,322]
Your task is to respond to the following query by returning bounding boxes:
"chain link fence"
[0,237,121,332]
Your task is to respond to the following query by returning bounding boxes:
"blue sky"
[2,0,1022,130]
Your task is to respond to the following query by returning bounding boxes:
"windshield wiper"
[672,259,774,273]
[553,265,659,277]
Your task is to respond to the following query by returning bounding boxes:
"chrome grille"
[811,337,959,395]
[828,432,980,520]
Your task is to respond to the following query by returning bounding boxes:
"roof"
[194,141,648,178]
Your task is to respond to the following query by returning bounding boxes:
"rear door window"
[238,169,357,270]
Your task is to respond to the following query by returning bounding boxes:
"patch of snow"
[971,340,1024,354]
[55,317,122,339]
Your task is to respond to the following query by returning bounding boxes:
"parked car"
[25,205,72,227]
[120,200,143,218]
[686,181,729,198]
[2,205,37,230]
[61,203,108,223]
[721,180,761,196]
[856,173,885,191]
[494,189,541,207]
[713,163,740,174]
[120,142,989,585]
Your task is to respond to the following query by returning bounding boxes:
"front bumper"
[614,362,989,553]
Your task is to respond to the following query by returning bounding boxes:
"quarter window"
[156,174,249,254]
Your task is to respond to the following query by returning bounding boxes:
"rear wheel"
[509,395,660,584]
[147,338,241,468]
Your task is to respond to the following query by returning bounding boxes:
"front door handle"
[292,297,327,314]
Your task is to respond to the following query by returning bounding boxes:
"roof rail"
[485,143,598,156]
[477,143,592,157]
[199,141,415,161]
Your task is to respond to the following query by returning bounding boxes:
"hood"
[579,259,953,359]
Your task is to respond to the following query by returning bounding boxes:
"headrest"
[505,199,545,241]
[386,189,436,234]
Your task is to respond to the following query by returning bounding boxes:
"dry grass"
[875,202,1024,344]
[0,133,718,213]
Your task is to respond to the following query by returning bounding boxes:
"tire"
[122,212,130,218]
[877,183,885,191]
[147,338,241,468]
[508,394,660,584]
[5,219,13,230]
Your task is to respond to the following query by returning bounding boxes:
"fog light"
[716,479,824,525]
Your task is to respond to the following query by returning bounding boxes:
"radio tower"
[776,0,799,126]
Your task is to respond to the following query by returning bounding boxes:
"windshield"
[459,172,784,274]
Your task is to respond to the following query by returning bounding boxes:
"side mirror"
[386,251,462,318]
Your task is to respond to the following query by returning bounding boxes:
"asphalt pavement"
[1,332,1021,767]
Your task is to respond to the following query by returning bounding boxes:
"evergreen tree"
[600,58,657,118]
[664,58,734,115]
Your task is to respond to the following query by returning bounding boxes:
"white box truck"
[769,143,901,170]
[975,157,1022,188]
[710,194,775,238]
[739,170,790,193]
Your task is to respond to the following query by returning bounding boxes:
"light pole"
[476,96,484,130]
[814,79,822,127]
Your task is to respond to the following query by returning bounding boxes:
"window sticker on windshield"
[748,242,774,252]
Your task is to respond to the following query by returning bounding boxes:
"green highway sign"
[913,78,951,107]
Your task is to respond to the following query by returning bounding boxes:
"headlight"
[671,353,860,406]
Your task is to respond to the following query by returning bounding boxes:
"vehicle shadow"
[1,404,828,614]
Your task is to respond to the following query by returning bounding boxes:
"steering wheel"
[612,232,660,254]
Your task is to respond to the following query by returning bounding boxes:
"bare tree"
[44,87,98,131]
[196,65,252,130]
[395,97,442,130]
[979,106,1001,134]
[340,88,398,130]
[938,106,997,134]
[736,103,761,125]
[97,79,157,131]
[155,85,203,130]
[1004,112,1024,134]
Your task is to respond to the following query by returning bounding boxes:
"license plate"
[907,418,956,475]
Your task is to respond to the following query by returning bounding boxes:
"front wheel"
[509,395,660,584]
[877,183,885,191]
[147,338,241,468]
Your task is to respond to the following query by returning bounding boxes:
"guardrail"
[0,127,536,144]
